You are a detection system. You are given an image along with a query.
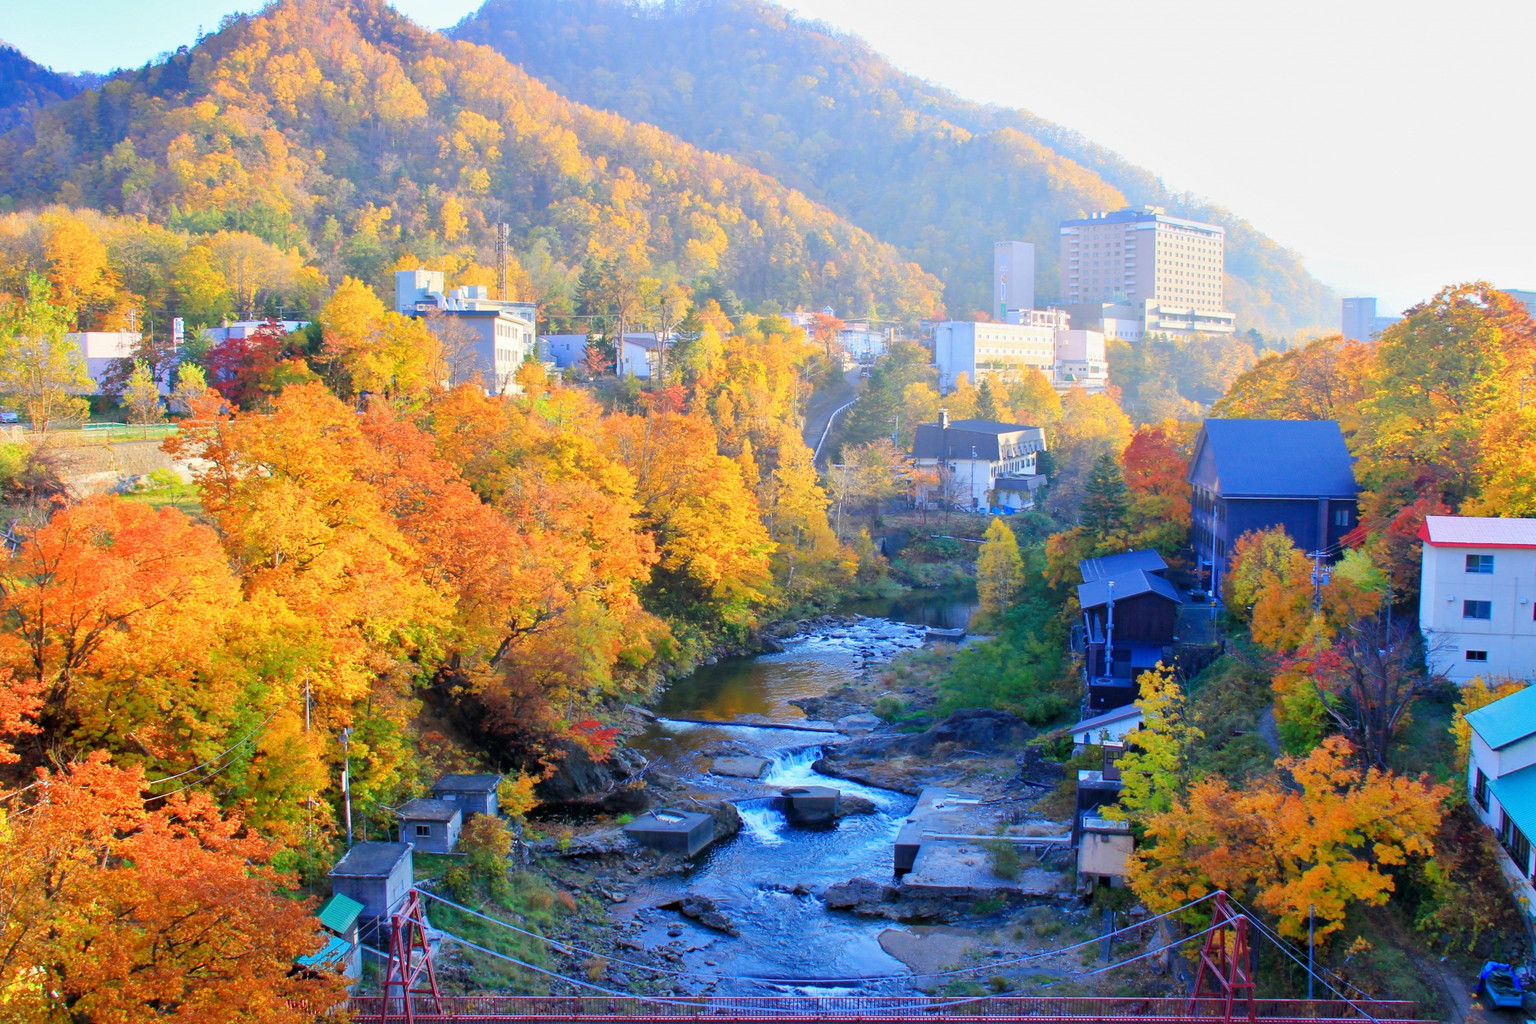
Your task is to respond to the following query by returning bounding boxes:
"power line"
[147,708,280,786]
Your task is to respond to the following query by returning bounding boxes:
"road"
[802,367,863,466]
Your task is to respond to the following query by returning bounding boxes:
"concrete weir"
[622,809,716,857]
[894,787,1069,897]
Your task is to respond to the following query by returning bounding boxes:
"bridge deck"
[345,995,1434,1023]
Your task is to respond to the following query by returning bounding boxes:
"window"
[1334,509,1351,528]
[1466,554,1495,574]
[415,824,432,837]
[1467,650,1489,663]
[1464,600,1492,620]
[1475,768,1490,810]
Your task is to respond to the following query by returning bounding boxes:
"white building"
[1419,516,1536,683]
[1053,329,1109,392]
[67,331,139,392]
[994,241,1036,319]
[203,320,309,345]
[932,319,1056,392]
[1465,685,1536,930]
[395,269,537,394]
[909,410,1047,510]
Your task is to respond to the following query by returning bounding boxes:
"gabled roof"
[433,773,502,792]
[397,798,463,823]
[1077,570,1182,610]
[1188,419,1357,499]
[1466,685,1536,750]
[316,892,364,933]
[1071,704,1144,735]
[1421,516,1536,549]
[329,841,413,879]
[911,421,1045,462]
[1079,549,1168,583]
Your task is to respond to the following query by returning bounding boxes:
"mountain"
[0,45,97,134]
[452,0,1335,337]
[0,0,943,320]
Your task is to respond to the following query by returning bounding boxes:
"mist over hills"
[0,45,98,135]
[452,0,1336,336]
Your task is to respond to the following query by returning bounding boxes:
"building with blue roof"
[1465,685,1536,930]
[1187,419,1358,595]
[1073,552,1182,712]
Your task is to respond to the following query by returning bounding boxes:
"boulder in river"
[710,755,770,779]
[822,876,897,910]
[835,713,882,736]
[658,894,741,936]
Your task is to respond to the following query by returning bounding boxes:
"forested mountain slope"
[454,0,1334,336]
[0,45,97,134]
[0,0,943,319]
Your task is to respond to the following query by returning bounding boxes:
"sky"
[4,0,1533,316]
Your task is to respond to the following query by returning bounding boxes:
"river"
[621,595,976,996]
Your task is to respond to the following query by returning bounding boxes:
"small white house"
[909,411,1047,510]
[1464,685,1536,928]
[1419,516,1536,683]
[1070,704,1145,751]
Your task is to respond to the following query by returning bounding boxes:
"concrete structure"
[1072,743,1132,891]
[1341,297,1402,342]
[396,798,463,855]
[1418,516,1536,683]
[328,842,414,935]
[1188,419,1359,595]
[994,241,1036,318]
[298,892,364,981]
[1053,329,1109,391]
[68,331,139,393]
[780,785,841,827]
[1465,686,1536,932]
[894,786,1069,895]
[622,808,715,857]
[395,269,537,394]
[1059,206,1235,337]
[909,412,1047,510]
[932,320,1055,391]
[431,774,502,819]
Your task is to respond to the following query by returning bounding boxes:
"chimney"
[940,408,950,430]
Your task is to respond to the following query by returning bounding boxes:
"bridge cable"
[1222,895,1375,1001]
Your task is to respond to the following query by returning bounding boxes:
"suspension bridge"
[344,888,1433,1024]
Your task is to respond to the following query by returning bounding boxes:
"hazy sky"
[5,0,1532,316]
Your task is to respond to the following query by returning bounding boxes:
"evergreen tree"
[976,375,1000,421]
[1079,452,1130,535]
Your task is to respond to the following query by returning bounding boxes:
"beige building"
[1059,206,1233,336]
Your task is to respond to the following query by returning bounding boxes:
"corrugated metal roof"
[1490,762,1536,849]
[316,892,364,933]
[433,773,501,792]
[1079,549,1168,583]
[1077,569,1182,609]
[1423,515,1536,548]
[297,933,352,968]
[1190,419,1357,498]
[329,841,412,878]
[1466,685,1536,750]
[398,798,462,822]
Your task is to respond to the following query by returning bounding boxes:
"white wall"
[1420,543,1536,683]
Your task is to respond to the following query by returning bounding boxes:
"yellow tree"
[1111,663,1203,821]
[975,518,1024,622]
[0,273,92,431]
[1450,677,1526,776]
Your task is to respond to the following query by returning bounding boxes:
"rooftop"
[1072,704,1145,735]
[329,841,413,879]
[1421,515,1536,548]
[1490,762,1536,851]
[433,773,502,792]
[1466,685,1536,750]
[1189,419,1357,499]
[316,892,364,934]
[911,420,1045,462]
[1079,549,1168,584]
[1077,570,1182,610]
[397,798,463,823]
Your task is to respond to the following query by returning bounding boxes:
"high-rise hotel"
[1059,205,1235,337]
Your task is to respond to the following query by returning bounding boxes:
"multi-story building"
[1464,685,1536,931]
[994,241,1036,319]
[932,309,1105,393]
[1059,206,1234,337]
[395,269,537,394]
[1418,516,1536,683]
[909,410,1047,511]
[1340,297,1402,342]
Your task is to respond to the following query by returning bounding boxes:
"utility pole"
[340,727,354,848]
[495,222,509,300]
[1309,550,1329,610]
[304,674,311,733]
[1307,904,1315,1002]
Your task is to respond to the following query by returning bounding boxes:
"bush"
[987,840,1022,881]
[872,695,905,720]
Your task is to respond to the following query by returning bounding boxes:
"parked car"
[0,410,18,423]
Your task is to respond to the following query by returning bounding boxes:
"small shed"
[397,798,463,855]
[328,842,414,933]
[298,892,364,981]
[431,773,502,819]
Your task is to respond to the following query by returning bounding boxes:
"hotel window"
[1464,600,1492,620]
[1466,554,1494,574]
[1466,650,1488,663]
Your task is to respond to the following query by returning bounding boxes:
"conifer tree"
[1079,452,1130,536]
[977,375,1001,421]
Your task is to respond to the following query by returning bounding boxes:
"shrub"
[872,696,905,720]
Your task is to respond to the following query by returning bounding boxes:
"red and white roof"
[1421,515,1536,548]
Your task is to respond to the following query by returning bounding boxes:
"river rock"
[658,895,741,936]
[835,794,878,817]
[535,740,649,810]
[835,713,882,736]
[822,876,897,910]
[710,756,769,779]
